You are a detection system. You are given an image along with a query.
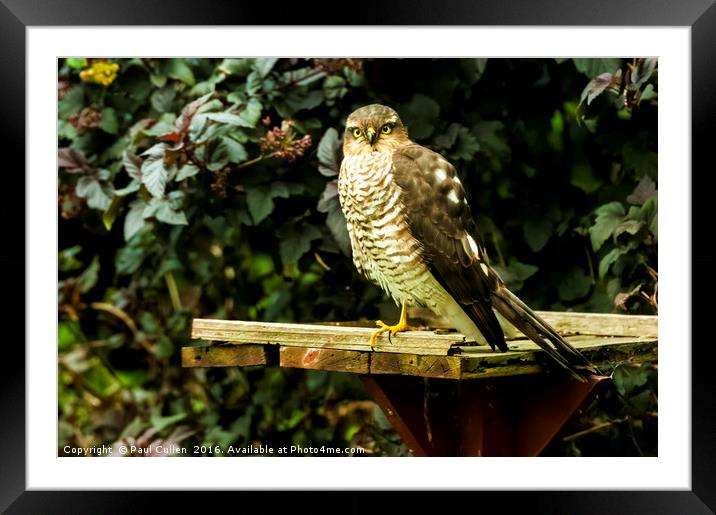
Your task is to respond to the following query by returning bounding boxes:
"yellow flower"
[79,62,120,86]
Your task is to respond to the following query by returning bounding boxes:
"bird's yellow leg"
[369,301,418,349]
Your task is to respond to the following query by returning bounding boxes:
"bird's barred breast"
[338,152,453,309]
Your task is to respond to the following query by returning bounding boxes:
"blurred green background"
[58,58,657,457]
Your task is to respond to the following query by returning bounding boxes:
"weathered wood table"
[181,311,657,457]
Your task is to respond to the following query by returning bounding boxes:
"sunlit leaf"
[140,143,171,198]
[166,58,195,85]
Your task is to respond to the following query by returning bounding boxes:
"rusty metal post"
[362,374,609,456]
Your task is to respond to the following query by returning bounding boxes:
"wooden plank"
[456,335,656,356]
[458,336,657,379]
[191,312,657,360]
[370,353,463,379]
[181,335,657,379]
[181,344,269,368]
[535,312,657,338]
[279,347,369,374]
[407,308,657,338]
[192,318,465,356]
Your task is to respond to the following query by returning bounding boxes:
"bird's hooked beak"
[366,127,377,146]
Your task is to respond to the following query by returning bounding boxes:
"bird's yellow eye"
[381,124,393,135]
[352,128,363,138]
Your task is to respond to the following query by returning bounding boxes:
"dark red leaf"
[157,132,182,143]
[58,148,93,174]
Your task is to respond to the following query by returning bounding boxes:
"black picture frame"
[3,1,714,512]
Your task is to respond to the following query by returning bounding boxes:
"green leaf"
[324,75,347,100]
[176,163,200,181]
[208,136,248,171]
[612,365,649,397]
[206,111,254,127]
[124,199,148,241]
[150,71,168,88]
[120,66,153,100]
[246,254,275,281]
[572,58,622,78]
[285,89,324,112]
[122,151,142,179]
[493,259,538,292]
[278,223,322,267]
[150,412,187,432]
[640,83,657,102]
[472,120,509,156]
[326,204,351,256]
[589,201,625,251]
[317,180,337,212]
[98,107,119,134]
[152,335,175,359]
[218,58,252,76]
[141,143,171,198]
[58,245,83,272]
[115,369,149,388]
[271,182,290,199]
[598,247,628,278]
[166,58,195,85]
[114,179,140,197]
[150,85,176,113]
[116,245,145,274]
[239,98,262,127]
[631,58,657,89]
[245,185,274,225]
[523,218,554,252]
[66,57,87,70]
[58,86,84,119]
[76,176,113,210]
[317,128,341,177]
[58,320,85,350]
[246,71,262,96]
[58,120,78,140]
[640,196,658,238]
[83,361,121,397]
[103,195,123,231]
[141,120,177,138]
[614,219,644,239]
[400,93,440,140]
[570,162,602,194]
[622,142,657,179]
[452,128,480,161]
[461,58,489,86]
[143,197,188,225]
[558,266,592,302]
[254,58,278,78]
[282,67,325,87]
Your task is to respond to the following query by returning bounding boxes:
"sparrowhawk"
[337,104,595,380]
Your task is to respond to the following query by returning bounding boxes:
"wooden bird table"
[181,311,657,457]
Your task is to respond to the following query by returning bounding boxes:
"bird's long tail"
[491,287,599,381]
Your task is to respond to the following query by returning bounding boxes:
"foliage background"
[58,58,658,457]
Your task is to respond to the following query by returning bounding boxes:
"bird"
[337,103,596,381]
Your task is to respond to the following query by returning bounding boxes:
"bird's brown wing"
[391,144,507,352]
[392,144,596,379]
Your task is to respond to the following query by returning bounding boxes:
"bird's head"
[343,104,410,155]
